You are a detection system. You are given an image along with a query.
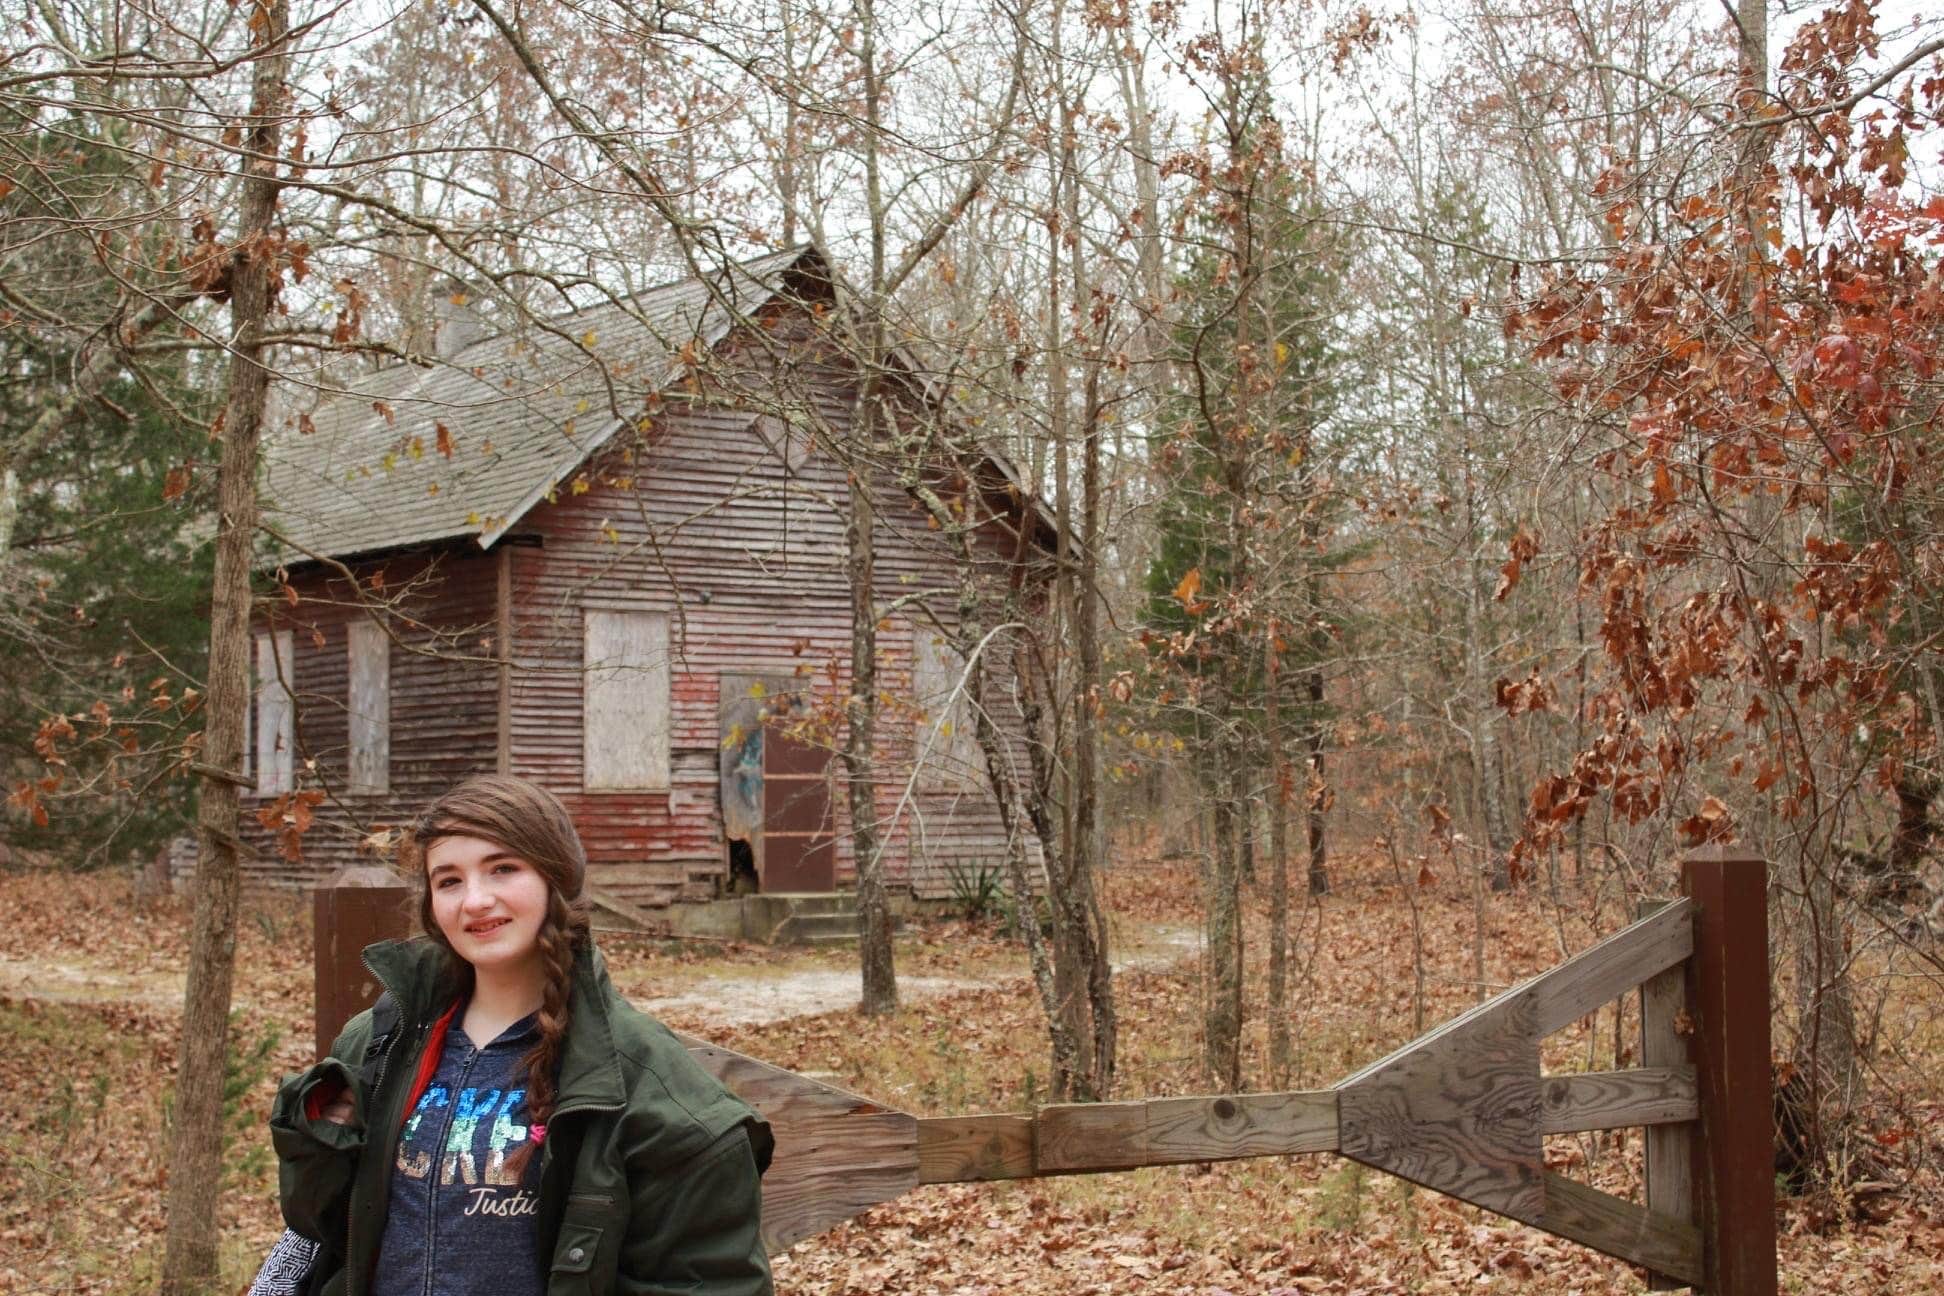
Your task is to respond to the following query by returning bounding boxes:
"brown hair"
[397,774,591,1177]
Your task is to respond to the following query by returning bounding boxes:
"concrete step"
[764,893,858,916]
[658,891,892,944]
[770,913,855,944]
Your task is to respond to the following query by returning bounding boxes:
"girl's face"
[425,834,551,984]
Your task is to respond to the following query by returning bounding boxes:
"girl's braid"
[504,889,587,1178]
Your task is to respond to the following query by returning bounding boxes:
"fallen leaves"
[3,854,1942,1294]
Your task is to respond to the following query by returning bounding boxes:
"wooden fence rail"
[312,846,1776,1295]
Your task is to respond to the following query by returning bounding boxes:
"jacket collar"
[362,935,626,1114]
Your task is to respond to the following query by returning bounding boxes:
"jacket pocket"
[549,1222,606,1296]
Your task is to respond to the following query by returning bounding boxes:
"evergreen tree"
[1,111,216,868]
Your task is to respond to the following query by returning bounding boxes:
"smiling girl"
[267,775,773,1296]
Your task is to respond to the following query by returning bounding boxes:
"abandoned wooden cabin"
[238,244,1052,916]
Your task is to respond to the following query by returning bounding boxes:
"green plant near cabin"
[943,857,1003,922]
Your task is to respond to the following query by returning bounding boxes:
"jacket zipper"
[360,951,405,1103]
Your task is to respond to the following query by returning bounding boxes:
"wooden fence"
[314,845,1775,1295]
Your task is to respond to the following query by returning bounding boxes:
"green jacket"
[270,937,774,1296]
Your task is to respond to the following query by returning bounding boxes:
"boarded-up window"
[347,620,390,794]
[255,630,295,795]
[912,626,980,790]
[584,609,670,790]
[754,415,812,471]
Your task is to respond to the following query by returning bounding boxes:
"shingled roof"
[260,244,820,567]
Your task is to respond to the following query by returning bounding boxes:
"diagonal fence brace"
[681,887,1747,1290]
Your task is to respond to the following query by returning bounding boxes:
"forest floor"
[2,845,1940,1294]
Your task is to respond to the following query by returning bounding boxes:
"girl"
[266,775,773,1296]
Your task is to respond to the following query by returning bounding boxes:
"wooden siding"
[504,373,1043,905]
[237,550,501,888]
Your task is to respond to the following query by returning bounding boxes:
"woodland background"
[3,0,1944,1291]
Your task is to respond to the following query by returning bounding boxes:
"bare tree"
[159,2,292,1287]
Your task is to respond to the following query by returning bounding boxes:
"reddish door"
[761,721,835,891]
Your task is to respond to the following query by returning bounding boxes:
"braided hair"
[398,774,592,1178]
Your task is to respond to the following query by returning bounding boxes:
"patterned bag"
[246,1228,321,1296]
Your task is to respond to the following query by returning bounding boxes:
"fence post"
[1680,846,1776,1296]
[314,864,412,1059]
[1639,898,1694,1291]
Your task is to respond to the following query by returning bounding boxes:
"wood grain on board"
[1338,991,1544,1222]
[1528,898,1695,1036]
[1542,1172,1705,1287]
[679,1032,919,1251]
[917,1114,1035,1183]
[1144,1091,1338,1163]
[1035,1101,1150,1173]
[1641,961,1698,1291]
[915,1093,1340,1183]
[1540,1066,1698,1134]
[1683,848,1779,1296]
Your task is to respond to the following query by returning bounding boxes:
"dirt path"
[639,970,989,1026]
[0,954,197,1009]
[0,923,1202,1028]
[638,923,1199,1027]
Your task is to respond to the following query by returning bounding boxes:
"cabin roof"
[261,242,1055,571]
[260,245,820,567]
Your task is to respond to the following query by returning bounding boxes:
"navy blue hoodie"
[373,1011,542,1296]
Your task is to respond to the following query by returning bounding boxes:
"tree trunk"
[1266,628,1291,1088]
[1200,71,1256,1094]
[1876,769,1937,902]
[1306,669,1329,896]
[1205,767,1243,1091]
[1042,16,1091,1080]
[160,5,288,1290]
[1053,368,1116,1102]
[1463,468,1511,889]
[1024,0,1116,1100]
[845,432,894,1015]
[971,620,1085,1089]
[1075,381,1115,1100]
[848,0,895,1016]
[1303,510,1330,896]
[1015,629,1116,1101]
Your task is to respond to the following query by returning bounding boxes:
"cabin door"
[761,716,836,892]
[718,673,836,893]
